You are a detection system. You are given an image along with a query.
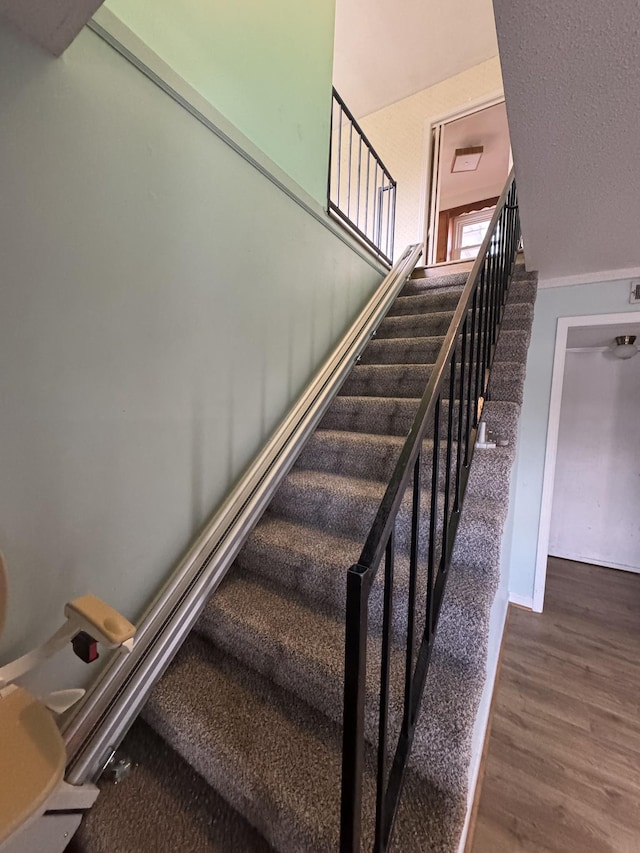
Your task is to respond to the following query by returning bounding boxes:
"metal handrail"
[340,170,521,851]
[61,242,423,785]
[328,89,397,266]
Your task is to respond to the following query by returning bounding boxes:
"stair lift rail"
[61,242,424,787]
[340,172,521,852]
[328,89,397,266]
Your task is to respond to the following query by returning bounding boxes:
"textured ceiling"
[0,0,103,55]
[333,0,499,118]
[493,0,640,280]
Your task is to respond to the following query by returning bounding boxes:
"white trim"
[533,311,640,612]
[420,92,505,263]
[456,597,508,853]
[538,267,640,289]
[88,8,387,276]
[508,591,533,610]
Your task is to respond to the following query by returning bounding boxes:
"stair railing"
[328,89,397,266]
[340,171,521,852]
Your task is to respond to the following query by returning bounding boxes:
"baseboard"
[457,601,510,853]
[508,591,533,610]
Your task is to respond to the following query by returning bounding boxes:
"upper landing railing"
[328,89,397,266]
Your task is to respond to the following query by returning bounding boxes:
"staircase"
[73,264,537,853]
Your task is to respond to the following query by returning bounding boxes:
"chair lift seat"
[0,686,66,846]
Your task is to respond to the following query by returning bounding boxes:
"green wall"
[0,22,381,689]
[104,0,335,205]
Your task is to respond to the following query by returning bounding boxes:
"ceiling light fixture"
[452,146,484,173]
[611,334,638,359]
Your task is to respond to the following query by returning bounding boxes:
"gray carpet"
[74,264,537,852]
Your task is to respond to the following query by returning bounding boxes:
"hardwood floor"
[471,557,640,853]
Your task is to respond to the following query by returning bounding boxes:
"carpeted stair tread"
[268,467,435,554]
[376,309,456,339]
[296,428,406,480]
[296,428,460,485]
[235,512,362,611]
[358,329,528,366]
[376,301,533,341]
[404,270,469,294]
[389,290,463,317]
[339,359,526,401]
[71,719,274,853]
[268,468,387,537]
[389,277,532,319]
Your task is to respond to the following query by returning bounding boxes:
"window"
[450,207,495,261]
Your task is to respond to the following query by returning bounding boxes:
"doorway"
[534,314,640,610]
[425,101,511,267]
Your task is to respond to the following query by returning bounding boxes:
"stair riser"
[376,301,533,340]
[339,360,525,402]
[269,476,446,555]
[390,276,535,318]
[401,271,468,297]
[320,395,520,442]
[297,432,516,504]
[360,329,528,366]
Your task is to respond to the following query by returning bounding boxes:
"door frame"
[533,311,640,611]
[420,92,506,266]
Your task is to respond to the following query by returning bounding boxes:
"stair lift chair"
[0,554,136,852]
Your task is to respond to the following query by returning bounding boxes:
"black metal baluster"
[440,351,456,571]
[454,319,468,513]
[474,269,485,425]
[465,289,478,465]
[356,137,362,232]
[372,160,380,246]
[481,260,491,398]
[389,183,397,259]
[374,533,395,852]
[403,455,421,736]
[385,180,392,260]
[347,119,353,220]
[488,232,497,351]
[336,102,343,210]
[427,397,441,639]
[327,97,335,212]
[340,564,369,853]
[365,150,371,239]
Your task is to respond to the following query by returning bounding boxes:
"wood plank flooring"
[471,557,640,853]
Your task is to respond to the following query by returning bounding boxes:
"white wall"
[549,350,640,571]
[507,280,640,606]
[0,23,381,689]
[358,57,504,257]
